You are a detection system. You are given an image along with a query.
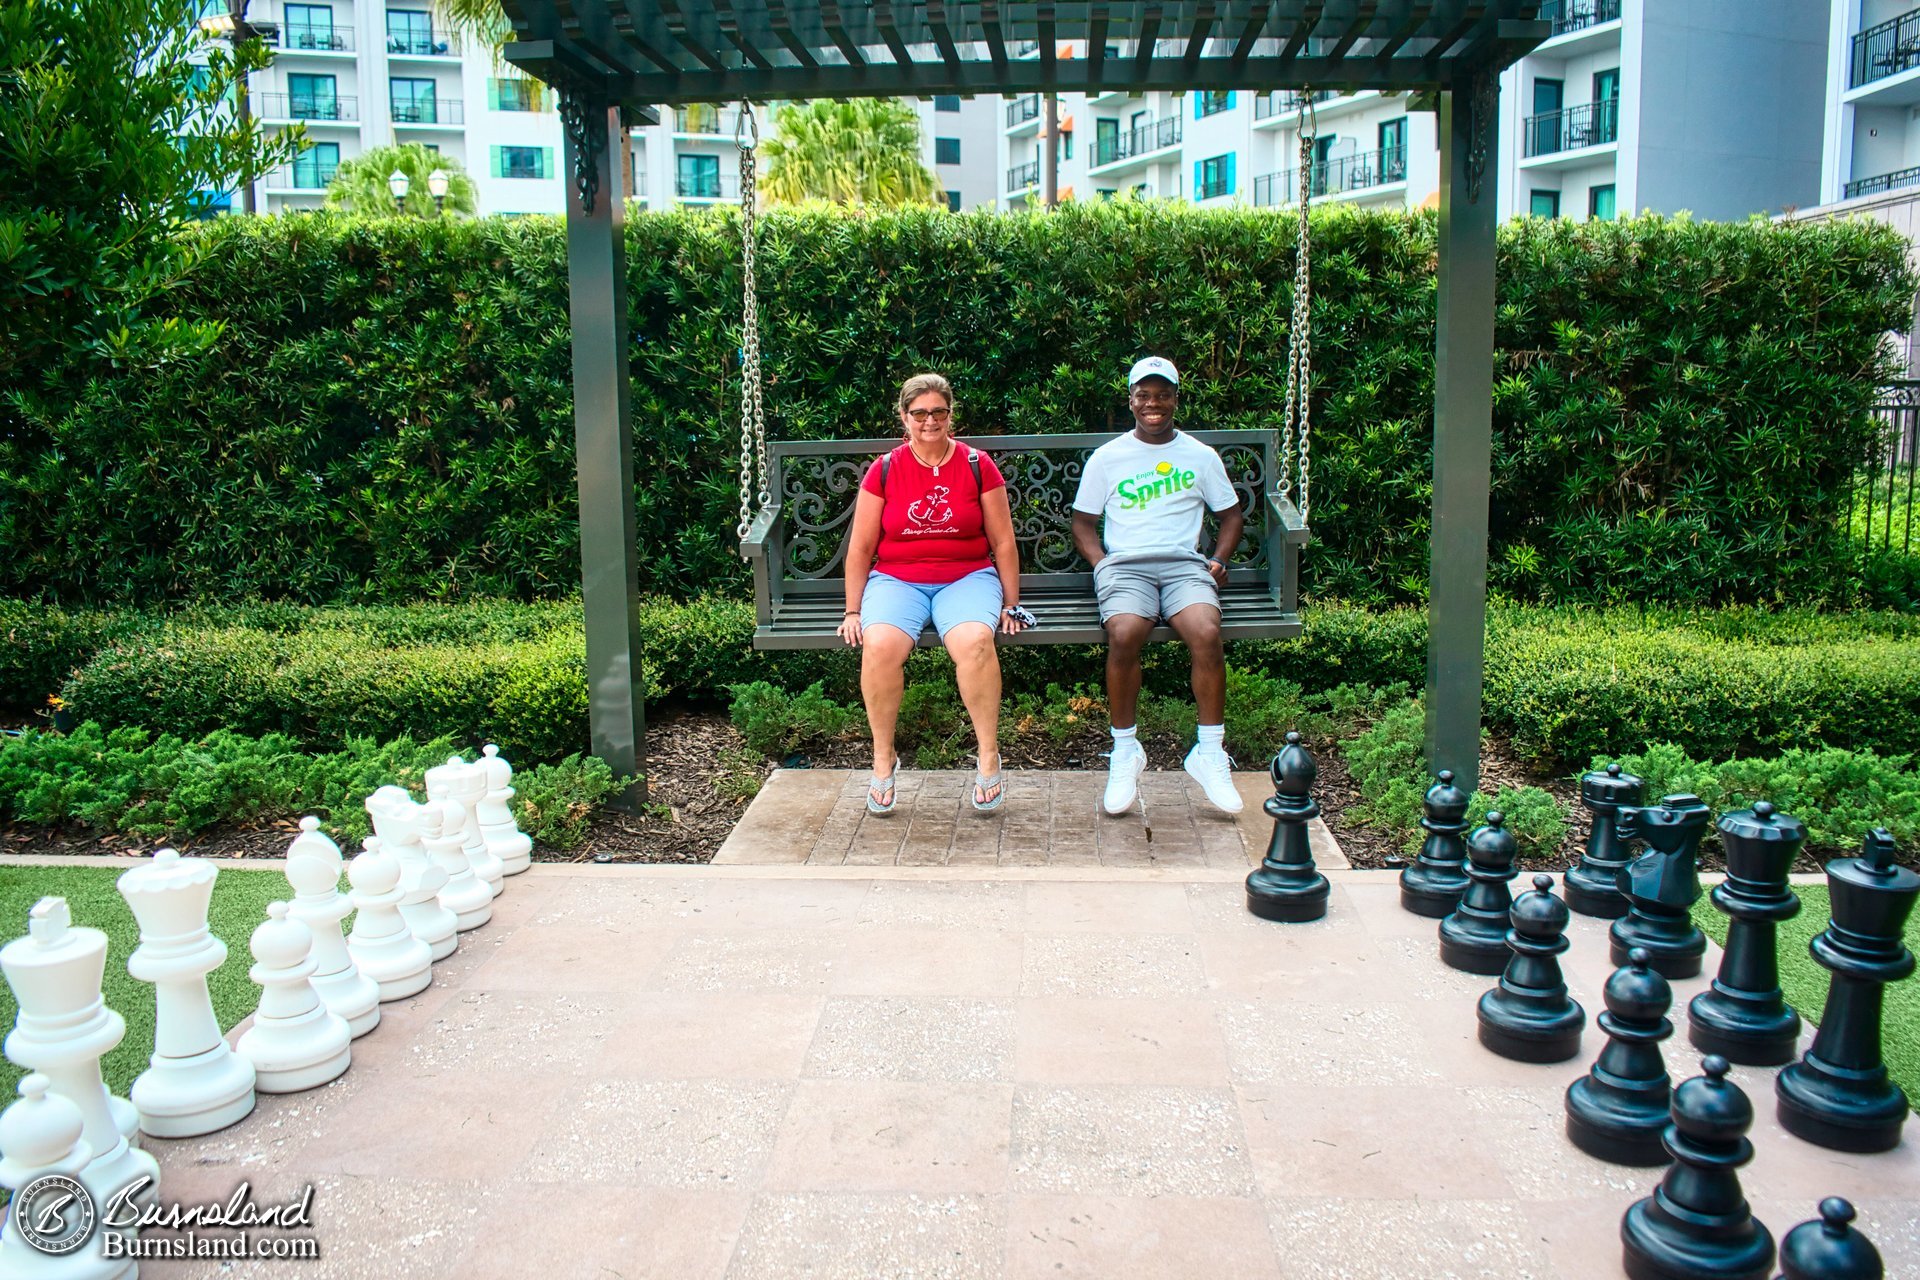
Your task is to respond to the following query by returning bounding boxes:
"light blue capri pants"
[861,567,1004,640]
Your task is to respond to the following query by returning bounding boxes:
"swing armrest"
[1264,492,1311,545]
[740,503,782,559]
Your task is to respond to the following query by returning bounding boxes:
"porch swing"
[735,101,1319,651]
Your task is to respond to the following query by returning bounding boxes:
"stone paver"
[133,861,1920,1279]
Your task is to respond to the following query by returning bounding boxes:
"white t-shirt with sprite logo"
[1071,430,1240,556]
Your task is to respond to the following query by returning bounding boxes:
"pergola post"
[1424,72,1500,789]
[559,87,647,804]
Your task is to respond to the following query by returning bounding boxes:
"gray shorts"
[1092,551,1221,624]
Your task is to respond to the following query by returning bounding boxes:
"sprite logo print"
[1116,459,1197,510]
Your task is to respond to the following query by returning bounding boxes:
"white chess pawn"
[478,744,534,876]
[367,788,457,961]
[235,903,351,1093]
[0,1074,137,1279]
[427,756,504,898]
[1,899,159,1213]
[422,798,493,932]
[344,845,433,999]
[285,820,380,1039]
[115,849,257,1137]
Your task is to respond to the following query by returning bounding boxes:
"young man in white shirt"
[1071,357,1247,815]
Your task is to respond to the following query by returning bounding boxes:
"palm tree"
[436,0,511,50]
[760,99,944,207]
[325,143,479,216]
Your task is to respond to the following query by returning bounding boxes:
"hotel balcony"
[1846,164,1920,200]
[1253,146,1406,206]
[1849,6,1920,105]
[1090,114,1181,172]
[1521,99,1618,168]
[1005,94,1041,134]
[256,92,357,123]
[277,25,353,53]
[392,99,466,127]
[1532,0,1621,57]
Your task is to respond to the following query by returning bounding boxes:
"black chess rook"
[1566,762,1644,918]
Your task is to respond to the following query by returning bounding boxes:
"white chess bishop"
[235,903,352,1093]
[0,1074,137,1280]
[116,848,258,1137]
[284,818,381,1038]
[366,787,458,961]
[421,797,493,932]
[427,755,505,898]
[477,744,534,876]
[1,899,160,1213]
[343,843,434,999]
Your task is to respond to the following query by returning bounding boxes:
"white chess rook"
[235,903,352,1093]
[344,844,435,999]
[116,849,258,1138]
[285,818,381,1038]
[423,797,493,932]
[428,755,505,898]
[478,744,534,876]
[367,787,458,961]
[0,1074,137,1280]
[0,899,160,1214]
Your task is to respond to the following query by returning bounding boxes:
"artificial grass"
[1693,884,1920,1110]
[0,864,288,1103]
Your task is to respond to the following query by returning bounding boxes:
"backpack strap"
[882,446,980,496]
[967,448,982,494]
[880,452,890,496]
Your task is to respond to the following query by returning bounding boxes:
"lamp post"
[198,2,278,215]
[388,169,410,214]
[428,168,449,215]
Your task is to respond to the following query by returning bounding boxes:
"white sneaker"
[1102,739,1147,815]
[1183,744,1245,813]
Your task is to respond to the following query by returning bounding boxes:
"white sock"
[1196,724,1225,751]
[1112,724,1138,746]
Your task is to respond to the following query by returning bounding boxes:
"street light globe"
[427,169,450,199]
[198,11,237,34]
[388,170,411,200]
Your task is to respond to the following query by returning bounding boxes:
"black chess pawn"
[1690,802,1807,1066]
[1776,829,1919,1153]
[1439,811,1520,975]
[1566,948,1675,1166]
[1622,1055,1775,1280]
[1477,873,1586,1063]
[1245,732,1330,923]
[1566,762,1645,918]
[1611,793,1712,979]
[1776,1199,1883,1280]
[1400,769,1471,917]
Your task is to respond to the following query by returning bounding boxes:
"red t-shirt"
[859,442,1007,584]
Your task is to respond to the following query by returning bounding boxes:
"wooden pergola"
[495,1,1549,798]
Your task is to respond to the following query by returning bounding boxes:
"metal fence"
[1851,5,1920,89]
[1523,99,1617,157]
[1859,381,1920,560]
[1539,0,1620,37]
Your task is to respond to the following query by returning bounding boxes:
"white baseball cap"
[1128,356,1179,388]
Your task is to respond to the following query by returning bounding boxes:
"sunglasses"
[906,407,953,423]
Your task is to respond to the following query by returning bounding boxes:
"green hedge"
[1,204,1909,608]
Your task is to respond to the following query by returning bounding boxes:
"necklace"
[911,439,955,475]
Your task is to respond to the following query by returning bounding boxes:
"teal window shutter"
[1226,91,1237,110]
[541,147,553,179]
[490,145,502,178]
[1226,151,1236,196]
[1193,159,1202,195]
[1193,95,1201,120]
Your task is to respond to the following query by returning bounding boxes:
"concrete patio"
[131,770,1919,1278]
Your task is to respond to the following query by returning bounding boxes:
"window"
[293,140,340,188]
[945,190,961,212]
[287,73,337,119]
[934,95,961,112]
[1095,118,1119,165]
[491,77,543,112]
[1530,190,1560,218]
[1195,89,1233,118]
[1592,68,1620,146]
[391,77,436,123]
[284,4,335,49]
[1378,117,1407,181]
[935,136,960,165]
[1194,153,1234,200]
[1059,129,1072,161]
[1531,77,1563,154]
[1588,184,1616,220]
[492,145,551,179]
[677,153,720,198]
[386,9,437,55]
[1097,188,1117,201]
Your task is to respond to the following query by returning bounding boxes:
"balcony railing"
[672,106,747,134]
[1523,99,1617,158]
[1196,170,1231,200]
[1253,146,1406,205]
[280,25,352,51]
[1538,0,1620,38]
[676,170,738,200]
[385,29,457,56]
[1092,114,1182,167]
[1006,94,1041,128]
[256,92,357,121]
[1253,89,1337,120]
[1846,164,1920,199]
[1007,160,1039,191]
[1852,6,1920,88]
[274,160,339,189]
[392,98,465,125]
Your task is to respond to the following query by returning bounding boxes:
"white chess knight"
[236,903,351,1093]
[0,1074,137,1279]
[284,818,381,1038]
[426,755,505,898]
[421,797,493,932]
[477,744,534,875]
[115,848,258,1137]
[343,843,434,999]
[1,899,160,1214]
[366,787,458,961]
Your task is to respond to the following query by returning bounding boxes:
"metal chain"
[736,104,769,544]
[1280,93,1316,523]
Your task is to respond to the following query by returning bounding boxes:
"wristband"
[844,610,860,616]
[1206,556,1226,569]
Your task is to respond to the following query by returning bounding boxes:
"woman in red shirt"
[836,374,1027,814]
